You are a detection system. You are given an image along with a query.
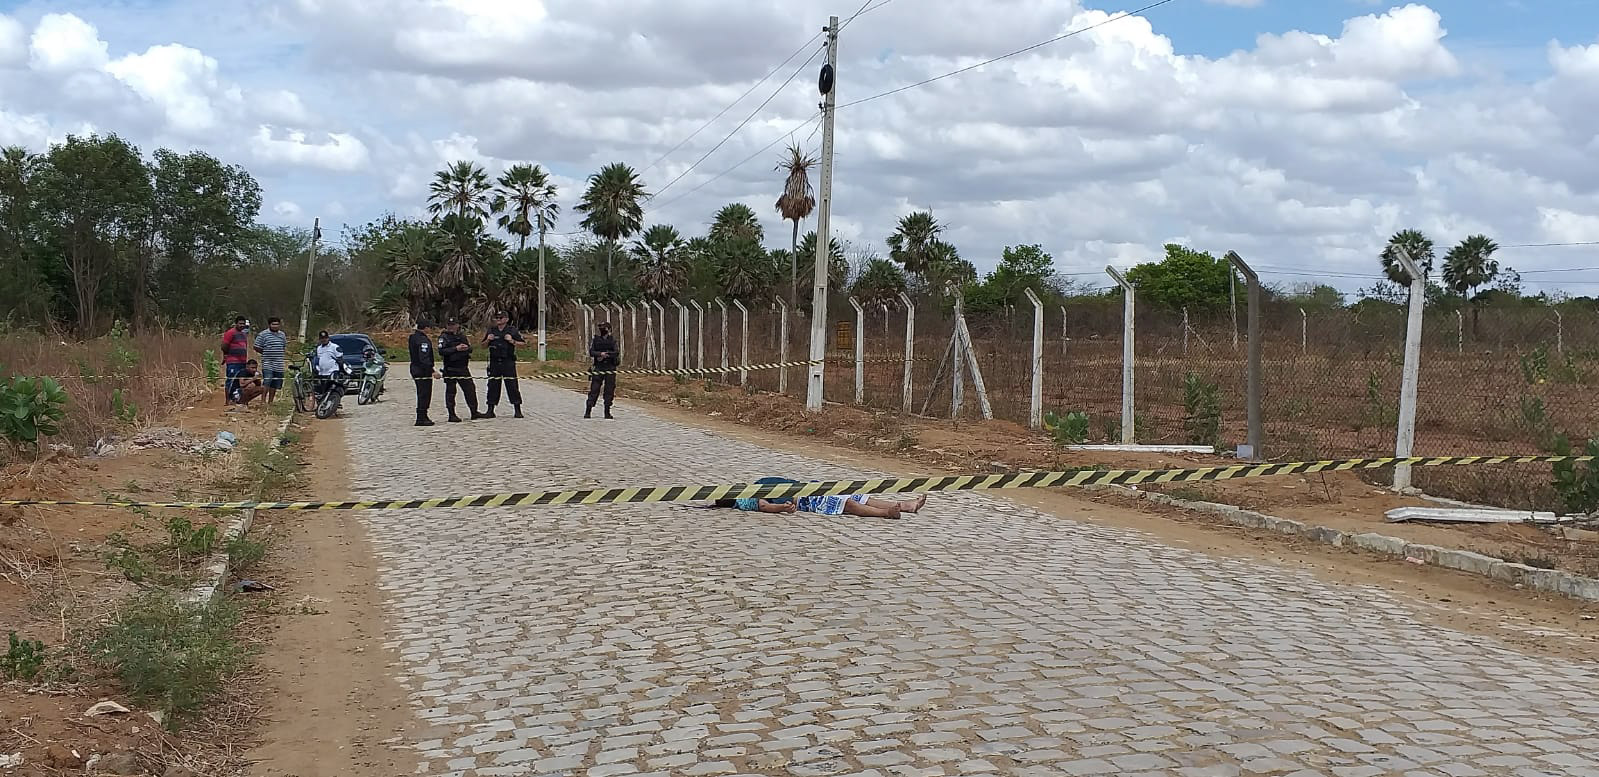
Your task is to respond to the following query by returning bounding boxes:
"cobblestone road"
[344,379,1599,777]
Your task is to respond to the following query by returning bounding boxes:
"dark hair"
[246,358,258,366]
[713,498,737,508]
[317,330,330,338]
[234,316,247,324]
[268,316,281,325]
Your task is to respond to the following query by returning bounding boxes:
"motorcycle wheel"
[315,389,340,419]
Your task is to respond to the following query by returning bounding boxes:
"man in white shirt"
[312,330,344,401]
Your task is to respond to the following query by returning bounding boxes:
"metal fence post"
[690,300,705,371]
[1393,248,1425,491]
[849,296,865,404]
[1107,267,1135,444]
[650,300,667,369]
[774,296,789,394]
[671,299,688,371]
[715,298,729,380]
[732,299,750,386]
[1227,251,1262,459]
[898,292,915,415]
[1025,287,1044,429]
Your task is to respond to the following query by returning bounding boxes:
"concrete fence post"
[898,292,915,415]
[849,296,865,404]
[1025,287,1044,429]
[732,299,750,386]
[1392,247,1425,491]
[1106,267,1135,444]
[775,297,790,394]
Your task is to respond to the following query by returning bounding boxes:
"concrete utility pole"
[537,222,548,361]
[805,15,839,412]
[297,217,320,342]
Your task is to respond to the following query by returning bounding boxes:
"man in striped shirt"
[253,317,289,405]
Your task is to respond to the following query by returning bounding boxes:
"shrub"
[3,631,47,681]
[1043,410,1090,446]
[0,374,68,447]
[88,593,249,727]
[202,349,221,386]
[1551,436,1599,516]
[1182,372,1221,447]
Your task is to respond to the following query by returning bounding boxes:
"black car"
[328,333,384,394]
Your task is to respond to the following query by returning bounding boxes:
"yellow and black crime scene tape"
[0,455,1588,512]
[37,356,936,383]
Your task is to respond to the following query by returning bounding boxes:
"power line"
[837,0,894,31]
[652,112,824,213]
[1503,241,1599,248]
[837,0,1180,110]
[649,43,825,202]
[638,31,822,176]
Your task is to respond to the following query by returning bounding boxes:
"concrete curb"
[1088,484,1599,603]
[182,412,296,607]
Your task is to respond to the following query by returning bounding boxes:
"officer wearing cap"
[408,318,441,426]
[439,317,484,422]
[585,320,619,419]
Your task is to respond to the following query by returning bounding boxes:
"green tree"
[492,163,559,253]
[576,163,647,283]
[0,146,48,324]
[1379,229,1434,286]
[796,231,849,296]
[709,202,764,245]
[148,149,263,322]
[970,244,1056,310]
[632,224,688,300]
[1122,244,1234,312]
[427,161,495,222]
[1282,283,1345,311]
[886,210,944,279]
[773,145,817,308]
[34,134,154,335]
[852,258,908,305]
[1443,233,1501,336]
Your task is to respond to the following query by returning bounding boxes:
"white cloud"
[273,200,305,220]
[0,14,26,69]
[251,126,371,171]
[28,13,108,73]
[106,44,239,136]
[1538,208,1599,244]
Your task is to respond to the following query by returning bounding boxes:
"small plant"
[111,388,139,424]
[0,375,68,447]
[1551,436,1599,516]
[166,516,220,561]
[894,431,918,451]
[1043,410,1090,446]
[1181,372,1221,448]
[1518,396,1558,451]
[107,320,141,376]
[1362,371,1397,429]
[88,593,250,727]
[3,631,47,681]
[1520,346,1550,385]
[103,533,154,583]
[1554,352,1586,385]
[226,535,267,572]
[202,349,221,386]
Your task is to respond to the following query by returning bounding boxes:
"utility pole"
[806,15,839,412]
[537,221,548,361]
[297,217,320,342]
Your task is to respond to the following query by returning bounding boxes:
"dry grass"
[0,329,215,457]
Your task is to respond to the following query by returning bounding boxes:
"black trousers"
[444,371,478,417]
[413,375,433,419]
[586,373,616,409]
[486,360,521,409]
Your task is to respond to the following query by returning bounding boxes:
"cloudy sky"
[1,0,1597,295]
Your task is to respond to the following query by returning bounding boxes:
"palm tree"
[576,162,648,282]
[427,161,495,222]
[493,163,559,252]
[773,145,817,308]
[1443,234,1500,337]
[385,223,442,322]
[886,211,945,280]
[632,224,687,299]
[1380,229,1435,287]
[709,202,764,245]
[796,231,848,292]
[853,258,908,305]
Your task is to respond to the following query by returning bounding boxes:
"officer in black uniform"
[408,319,441,426]
[482,311,525,418]
[439,317,484,422]
[585,320,619,419]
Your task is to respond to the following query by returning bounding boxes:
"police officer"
[439,317,484,422]
[585,320,619,419]
[482,311,526,418]
[408,319,441,426]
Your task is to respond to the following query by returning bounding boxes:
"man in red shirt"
[221,315,251,405]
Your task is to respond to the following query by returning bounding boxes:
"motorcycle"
[356,348,387,405]
[314,363,354,419]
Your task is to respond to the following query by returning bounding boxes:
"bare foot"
[907,493,926,513]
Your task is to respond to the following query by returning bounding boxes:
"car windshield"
[330,336,373,356]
